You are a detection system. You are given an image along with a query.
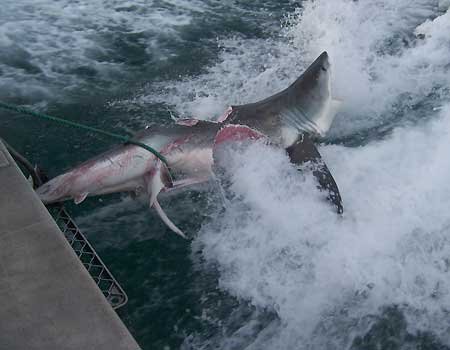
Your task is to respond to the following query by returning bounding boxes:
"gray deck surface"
[0,140,140,350]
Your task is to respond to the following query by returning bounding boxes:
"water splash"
[183,2,450,348]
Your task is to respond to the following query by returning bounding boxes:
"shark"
[36,52,343,238]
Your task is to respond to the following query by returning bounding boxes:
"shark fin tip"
[152,198,186,238]
[74,192,88,205]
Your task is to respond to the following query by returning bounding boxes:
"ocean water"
[1,1,450,349]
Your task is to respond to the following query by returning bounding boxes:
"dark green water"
[0,2,294,349]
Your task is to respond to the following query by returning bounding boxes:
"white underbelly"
[168,148,213,177]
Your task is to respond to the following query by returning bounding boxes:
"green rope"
[0,101,168,164]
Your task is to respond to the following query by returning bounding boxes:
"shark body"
[36,52,343,237]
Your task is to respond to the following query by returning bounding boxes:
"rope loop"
[0,101,168,165]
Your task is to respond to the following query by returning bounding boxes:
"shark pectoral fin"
[145,162,185,237]
[74,192,89,205]
[148,162,173,207]
[286,133,343,214]
[152,198,186,238]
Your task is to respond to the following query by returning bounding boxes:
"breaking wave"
[169,1,450,349]
[195,105,450,348]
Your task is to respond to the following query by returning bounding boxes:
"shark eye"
[321,66,327,72]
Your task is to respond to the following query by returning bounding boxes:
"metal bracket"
[49,205,128,309]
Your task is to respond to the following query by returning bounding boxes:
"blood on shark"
[36,52,343,237]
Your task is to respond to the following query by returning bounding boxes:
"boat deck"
[0,140,140,350]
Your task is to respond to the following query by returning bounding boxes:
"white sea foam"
[0,0,283,102]
[146,36,302,119]
[15,0,449,347]
[195,103,450,348]
[177,1,450,348]
[285,0,450,136]
[147,0,450,137]
[0,0,208,99]
[102,3,450,347]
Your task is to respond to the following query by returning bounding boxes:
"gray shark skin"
[37,121,221,238]
[220,51,341,147]
[36,52,343,237]
[220,51,343,214]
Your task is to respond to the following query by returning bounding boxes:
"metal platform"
[0,139,141,350]
[50,205,128,309]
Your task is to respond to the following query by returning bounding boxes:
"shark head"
[289,51,339,137]
[223,52,341,146]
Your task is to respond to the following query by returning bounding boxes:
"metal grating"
[49,205,128,309]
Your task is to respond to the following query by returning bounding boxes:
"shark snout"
[317,51,330,72]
